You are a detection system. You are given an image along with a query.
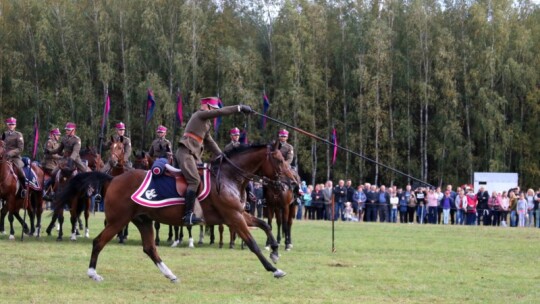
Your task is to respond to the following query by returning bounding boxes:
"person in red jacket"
[465,188,478,225]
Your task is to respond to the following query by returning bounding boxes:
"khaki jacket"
[223,140,241,152]
[179,105,241,162]
[279,141,294,165]
[3,130,24,159]
[48,134,82,161]
[42,139,62,170]
[149,137,172,159]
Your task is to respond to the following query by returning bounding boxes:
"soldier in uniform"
[42,128,62,175]
[101,122,132,173]
[175,97,252,224]
[278,129,294,166]
[148,125,172,160]
[45,122,90,181]
[223,127,241,152]
[2,117,28,197]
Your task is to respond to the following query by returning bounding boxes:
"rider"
[223,127,241,152]
[42,128,63,175]
[175,97,253,225]
[101,122,132,173]
[148,125,172,161]
[2,117,28,198]
[45,122,90,189]
[278,129,294,166]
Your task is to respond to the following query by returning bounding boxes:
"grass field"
[1,212,539,303]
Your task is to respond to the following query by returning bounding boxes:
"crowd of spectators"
[290,180,540,228]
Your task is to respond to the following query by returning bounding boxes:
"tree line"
[1,0,539,188]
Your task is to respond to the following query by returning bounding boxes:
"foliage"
[1,0,539,187]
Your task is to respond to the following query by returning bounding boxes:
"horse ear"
[120,136,124,143]
[1,133,4,141]
[110,135,114,142]
[272,140,280,151]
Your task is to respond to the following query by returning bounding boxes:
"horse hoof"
[273,269,286,278]
[171,240,179,248]
[88,269,104,282]
[270,253,279,264]
[9,234,15,240]
[170,277,179,283]
[264,246,270,251]
[56,237,63,242]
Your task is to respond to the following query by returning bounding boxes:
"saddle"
[131,161,211,208]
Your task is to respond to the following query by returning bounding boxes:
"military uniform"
[223,140,241,152]
[47,134,88,173]
[176,105,243,191]
[3,129,24,168]
[279,142,294,165]
[102,134,133,172]
[149,137,172,159]
[42,138,62,173]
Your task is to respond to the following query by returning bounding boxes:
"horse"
[264,174,300,251]
[132,150,153,170]
[57,143,295,281]
[0,140,31,239]
[46,159,92,241]
[80,146,104,172]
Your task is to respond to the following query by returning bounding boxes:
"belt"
[184,132,203,144]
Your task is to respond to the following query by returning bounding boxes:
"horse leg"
[46,212,58,236]
[246,215,280,263]
[8,212,16,240]
[198,225,204,245]
[70,210,78,241]
[208,225,215,245]
[171,226,180,247]
[265,210,274,250]
[187,226,194,248]
[154,221,161,246]
[229,228,236,249]
[131,216,178,283]
[28,205,36,236]
[167,225,173,242]
[84,198,90,238]
[285,204,295,250]
[0,203,6,234]
[57,211,64,241]
[218,224,224,248]
[87,215,132,282]
[226,213,285,278]
[13,210,29,235]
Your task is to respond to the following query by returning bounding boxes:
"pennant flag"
[213,98,223,135]
[32,116,39,159]
[240,128,248,144]
[260,93,270,129]
[176,91,183,126]
[101,93,111,131]
[145,89,156,125]
[331,128,338,165]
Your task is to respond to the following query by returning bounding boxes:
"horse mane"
[223,143,268,159]
[52,171,113,212]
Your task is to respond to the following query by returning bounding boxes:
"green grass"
[1,213,539,303]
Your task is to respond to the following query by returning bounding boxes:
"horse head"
[133,151,152,170]
[0,140,5,159]
[264,141,299,188]
[109,137,125,168]
[59,158,76,179]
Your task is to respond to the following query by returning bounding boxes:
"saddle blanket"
[16,164,41,191]
[131,169,211,208]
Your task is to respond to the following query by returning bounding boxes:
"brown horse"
[59,143,295,281]
[265,174,299,251]
[80,146,104,172]
[0,140,31,239]
[46,159,92,241]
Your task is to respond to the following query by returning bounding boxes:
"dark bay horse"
[47,159,92,241]
[0,140,32,239]
[62,143,294,281]
[80,146,104,172]
[265,174,299,251]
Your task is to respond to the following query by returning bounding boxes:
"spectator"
[489,191,501,226]
[366,185,379,222]
[455,190,466,225]
[346,179,356,214]
[415,187,427,224]
[333,180,347,221]
[517,192,528,227]
[322,180,333,221]
[311,184,325,220]
[378,185,390,222]
[448,185,458,224]
[525,189,535,227]
[441,190,452,225]
[426,188,438,224]
[389,189,398,223]
[397,188,408,223]
[465,188,477,226]
[476,186,490,226]
[353,185,366,223]
[535,188,540,228]
[303,185,313,220]
[500,191,509,227]
[406,188,417,224]
[344,202,354,221]
[436,187,444,224]
[509,191,518,227]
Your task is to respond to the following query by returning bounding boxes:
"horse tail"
[52,172,113,212]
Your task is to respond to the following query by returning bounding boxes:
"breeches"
[176,146,200,192]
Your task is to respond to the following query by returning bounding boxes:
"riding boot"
[43,176,56,201]
[15,166,28,198]
[182,190,203,225]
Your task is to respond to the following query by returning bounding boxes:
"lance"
[252,111,434,188]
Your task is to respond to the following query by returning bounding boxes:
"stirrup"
[182,213,203,225]
[94,194,102,204]
[20,189,27,198]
